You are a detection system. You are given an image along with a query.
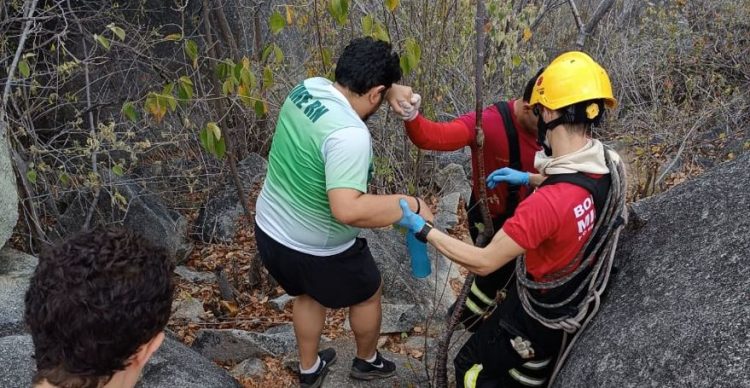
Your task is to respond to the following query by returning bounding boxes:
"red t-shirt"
[502,181,597,281]
[405,100,540,217]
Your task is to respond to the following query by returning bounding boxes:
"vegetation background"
[1,0,748,385]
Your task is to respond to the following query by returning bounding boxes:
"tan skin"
[35,332,165,388]
[294,82,435,370]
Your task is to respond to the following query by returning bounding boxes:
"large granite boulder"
[0,137,18,248]
[0,249,37,337]
[58,174,192,264]
[0,335,240,388]
[361,227,459,333]
[554,152,750,387]
[194,153,267,243]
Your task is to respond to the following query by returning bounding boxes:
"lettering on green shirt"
[289,84,330,123]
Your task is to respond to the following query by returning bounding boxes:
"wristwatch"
[415,221,433,243]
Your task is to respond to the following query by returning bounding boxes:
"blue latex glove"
[397,198,426,233]
[486,167,530,189]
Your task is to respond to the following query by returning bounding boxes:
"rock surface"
[57,174,192,264]
[194,153,267,243]
[0,335,240,388]
[554,152,750,387]
[0,249,37,337]
[360,227,459,334]
[0,135,18,248]
[191,328,296,363]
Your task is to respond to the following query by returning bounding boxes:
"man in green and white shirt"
[254,38,433,387]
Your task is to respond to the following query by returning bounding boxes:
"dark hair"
[25,226,174,387]
[335,37,402,95]
[522,67,545,102]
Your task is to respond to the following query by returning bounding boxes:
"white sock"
[300,356,321,374]
[365,352,378,363]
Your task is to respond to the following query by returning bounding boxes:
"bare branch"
[576,0,616,49]
[567,0,585,33]
[1,0,40,128]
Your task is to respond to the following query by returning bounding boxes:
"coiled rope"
[515,146,628,387]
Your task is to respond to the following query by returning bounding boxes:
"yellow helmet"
[530,51,616,111]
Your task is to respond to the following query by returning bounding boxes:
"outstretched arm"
[398,199,523,276]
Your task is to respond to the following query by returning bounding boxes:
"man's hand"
[385,84,414,117]
[486,168,530,188]
[397,198,426,233]
[398,93,421,122]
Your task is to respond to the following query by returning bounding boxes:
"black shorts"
[254,223,382,309]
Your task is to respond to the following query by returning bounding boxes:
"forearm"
[424,229,499,276]
[341,194,424,228]
[424,228,521,276]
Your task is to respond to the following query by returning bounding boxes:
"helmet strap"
[536,115,567,156]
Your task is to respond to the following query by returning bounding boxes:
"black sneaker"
[299,348,337,388]
[350,351,396,380]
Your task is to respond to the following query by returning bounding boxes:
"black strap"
[530,172,612,319]
[540,172,610,216]
[495,101,521,219]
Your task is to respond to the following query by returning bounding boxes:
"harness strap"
[495,101,522,219]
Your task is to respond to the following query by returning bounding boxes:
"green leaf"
[240,67,256,89]
[179,75,193,87]
[107,23,126,41]
[26,169,38,184]
[121,102,138,122]
[361,15,374,35]
[328,0,349,25]
[385,0,400,12]
[93,34,111,50]
[216,61,230,80]
[373,22,389,42]
[178,83,193,102]
[112,164,124,176]
[269,10,286,34]
[199,127,215,154]
[18,59,30,78]
[405,38,421,63]
[214,136,227,159]
[184,39,199,68]
[162,82,175,95]
[222,79,234,95]
[400,37,421,74]
[233,62,243,83]
[254,99,267,117]
[262,44,274,63]
[164,33,182,41]
[59,173,70,186]
[263,66,274,89]
[511,54,522,67]
[273,45,284,63]
[321,48,333,69]
[206,122,222,140]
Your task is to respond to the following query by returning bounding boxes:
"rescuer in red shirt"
[386,71,544,331]
[396,51,625,388]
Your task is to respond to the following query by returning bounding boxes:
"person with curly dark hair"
[255,37,434,387]
[24,226,175,388]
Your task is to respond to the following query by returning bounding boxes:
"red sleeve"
[404,114,474,151]
[501,190,559,250]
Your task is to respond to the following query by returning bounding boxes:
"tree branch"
[1,0,40,129]
[576,0,615,49]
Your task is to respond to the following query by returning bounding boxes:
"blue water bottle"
[406,232,431,278]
